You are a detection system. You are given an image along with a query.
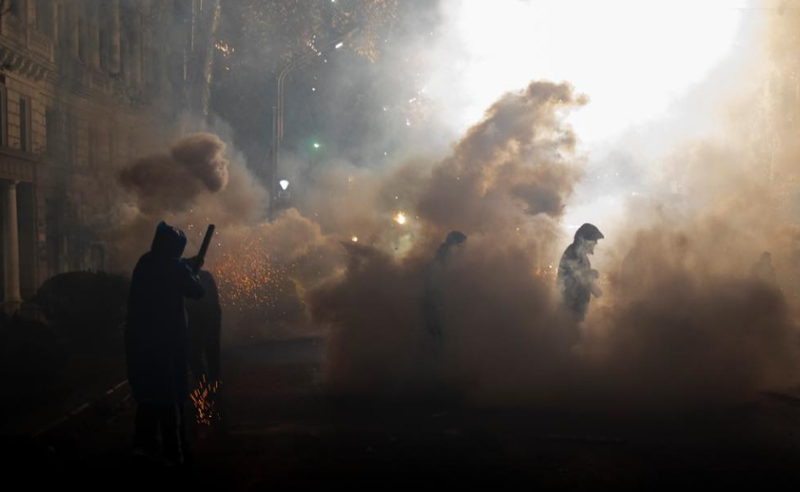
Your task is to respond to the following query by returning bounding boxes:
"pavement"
[10,336,800,489]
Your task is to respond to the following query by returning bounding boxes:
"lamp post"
[268,28,358,220]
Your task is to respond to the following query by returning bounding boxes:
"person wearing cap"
[125,221,205,467]
[558,223,604,322]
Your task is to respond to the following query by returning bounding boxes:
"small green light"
[313,143,320,149]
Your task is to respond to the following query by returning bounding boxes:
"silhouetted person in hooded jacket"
[125,221,205,466]
[558,223,604,322]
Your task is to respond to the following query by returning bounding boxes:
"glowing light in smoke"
[351,236,359,242]
[215,41,233,58]
[279,179,290,191]
[394,212,407,225]
[426,0,747,144]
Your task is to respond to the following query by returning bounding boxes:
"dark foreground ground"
[6,337,800,489]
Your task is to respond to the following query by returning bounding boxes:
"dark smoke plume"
[311,81,588,399]
[418,81,585,234]
[587,227,799,411]
[120,132,230,214]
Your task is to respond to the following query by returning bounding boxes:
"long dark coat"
[125,223,205,404]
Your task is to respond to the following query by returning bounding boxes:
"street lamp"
[268,28,359,220]
[278,179,290,200]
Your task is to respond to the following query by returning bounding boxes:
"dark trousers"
[133,402,188,465]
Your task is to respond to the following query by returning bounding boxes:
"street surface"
[16,337,800,488]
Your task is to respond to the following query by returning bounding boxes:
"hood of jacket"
[150,221,187,258]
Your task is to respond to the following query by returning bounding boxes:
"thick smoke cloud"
[96,1,800,412]
[418,81,585,234]
[587,227,797,410]
[120,132,230,214]
[310,81,587,400]
[308,71,800,411]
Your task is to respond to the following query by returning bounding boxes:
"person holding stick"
[125,221,214,467]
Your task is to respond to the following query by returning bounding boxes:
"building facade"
[0,0,207,312]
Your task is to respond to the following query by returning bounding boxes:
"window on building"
[46,107,69,161]
[8,0,20,17]
[88,123,99,168]
[45,108,57,156]
[35,0,53,36]
[67,112,77,164]
[57,4,67,50]
[120,35,127,79]
[19,96,30,152]
[98,1,118,73]
[78,16,87,62]
[46,199,62,275]
[99,25,109,71]
[0,84,8,147]
[108,128,116,164]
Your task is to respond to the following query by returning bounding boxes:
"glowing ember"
[209,230,293,313]
[190,374,221,425]
[214,41,233,58]
[394,212,407,225]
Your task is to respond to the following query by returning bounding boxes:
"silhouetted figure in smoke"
[751,251,777,286]
[187,271,222,382]
[423,231,467,345]
[558,223,604,322]
[125,221,205,466]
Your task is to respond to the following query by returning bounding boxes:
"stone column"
[2,181,21,314]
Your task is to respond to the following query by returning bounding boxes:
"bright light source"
[335,42,344,49]
[313,142,320,149]
[279,179,290,191]
[394,212,407,225]
[428,0,745,144]
[351,236,358,243]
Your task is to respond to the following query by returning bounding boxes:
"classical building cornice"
[0,20,55,83]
